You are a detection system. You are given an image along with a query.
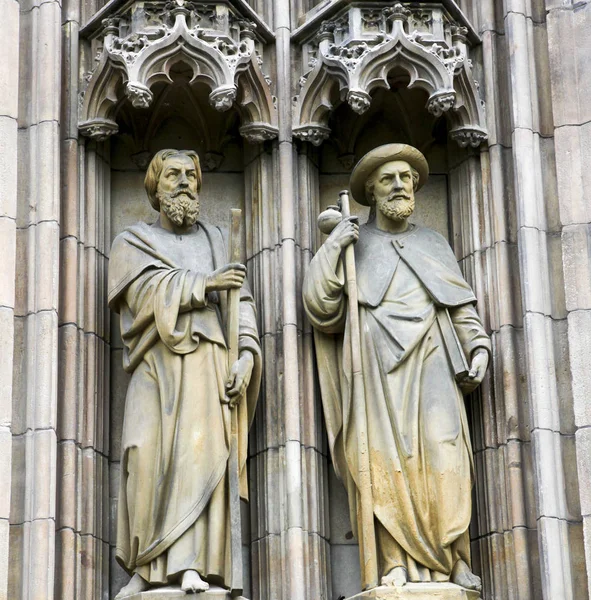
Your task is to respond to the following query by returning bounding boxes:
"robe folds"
[303,223,491,581]
[108,220,261,585]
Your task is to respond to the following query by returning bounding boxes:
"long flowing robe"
[303,223,491,581]
[108,220,261,586]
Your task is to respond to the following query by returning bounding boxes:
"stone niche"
[77,2,278,596]
[107,81,251,596]
[289,3,490,597]
[317,83,457,600]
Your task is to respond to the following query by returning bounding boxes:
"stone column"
[57,137,111,600]
[448,145,537,598]
[56,0,82,593]
[295,143,332,599]
[57,0,112,592]
[546,0,591,591]
[0,0,19,596]
[274,0,308,596]
[471,0,587,598]
[244,144,283,600]
[245,19,332,595]
[9,0,62,595]
[504,4,580,598]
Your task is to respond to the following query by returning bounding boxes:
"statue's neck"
[157,214,197,236]
[375,211,410,234]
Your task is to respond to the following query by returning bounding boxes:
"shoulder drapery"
[353,224,477,309]
[303,225,492,576]
[108,220,261,503]
[303,224,490,495]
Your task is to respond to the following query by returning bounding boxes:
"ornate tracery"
[79,0,278,143]
[293,2,487,147]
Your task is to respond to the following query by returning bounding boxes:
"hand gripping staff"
[317,191,379,590]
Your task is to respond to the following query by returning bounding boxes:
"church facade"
[0,0,589,598]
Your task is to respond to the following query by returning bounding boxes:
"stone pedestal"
[346,583,481,600]
[125,585,244,599]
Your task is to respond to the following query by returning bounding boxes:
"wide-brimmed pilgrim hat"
[349,143,429,206]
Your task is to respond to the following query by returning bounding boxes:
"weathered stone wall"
[0,1,590,599]
[0,0,19,595]
[459,2,590,598]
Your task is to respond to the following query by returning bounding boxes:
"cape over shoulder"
[108,220,225,311]
[354,223,477,308]
[108,222,172,310]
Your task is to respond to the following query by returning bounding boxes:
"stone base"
[125,584,246,599]
[346,583,481,600]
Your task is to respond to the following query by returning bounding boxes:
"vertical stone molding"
[245,3,332,598]
[546,1,591,593]
[9,0,62,595]
[261,1,309,595]
[499,3,579,598]
[0,0,19,596]
[468,1,588,598]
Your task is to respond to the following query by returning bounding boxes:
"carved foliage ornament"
[79,0,277,143]
[293,2,487,148]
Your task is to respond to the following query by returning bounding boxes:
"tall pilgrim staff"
[227,208,244,597]
[318,191,379,590]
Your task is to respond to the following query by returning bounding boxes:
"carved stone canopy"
[79,0,278,144]
[293,2,487,148]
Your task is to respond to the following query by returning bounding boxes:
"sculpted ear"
[411,167,420,192]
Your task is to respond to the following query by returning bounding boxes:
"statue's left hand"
[460,348,489,394]
[224,350,255,407]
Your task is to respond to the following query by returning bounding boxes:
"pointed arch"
[79,3,277,143]
[293,4,487,148]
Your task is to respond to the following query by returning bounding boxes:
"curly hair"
[144,149,202,211]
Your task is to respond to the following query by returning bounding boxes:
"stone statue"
[108,149,262,597]
[303,144,490,595]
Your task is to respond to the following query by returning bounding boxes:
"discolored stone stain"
[80,550,91,567]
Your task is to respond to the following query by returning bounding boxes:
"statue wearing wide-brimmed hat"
[303,144,490,596]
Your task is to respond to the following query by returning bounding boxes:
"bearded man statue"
[108,149,261,597]
[303,144,490,595]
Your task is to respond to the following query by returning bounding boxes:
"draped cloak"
[108,220,261,585]
[303,223,491,581]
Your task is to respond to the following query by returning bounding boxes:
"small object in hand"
[317,205,343,234]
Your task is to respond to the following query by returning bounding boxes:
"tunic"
[303,223,490,581]
[108,220,261,586]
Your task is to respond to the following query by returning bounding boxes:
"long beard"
[158,190,200,227]
[376,191,415,221]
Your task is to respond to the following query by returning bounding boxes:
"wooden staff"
[227,208,243,597]
[339,190,378,590]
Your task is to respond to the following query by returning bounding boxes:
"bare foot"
[181,570,209,593]
[381,566,408,588]
[115,573,149,599]
[451,559,482,592]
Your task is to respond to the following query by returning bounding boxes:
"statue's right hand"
[326,216,359,250]
[205,263,246,292]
